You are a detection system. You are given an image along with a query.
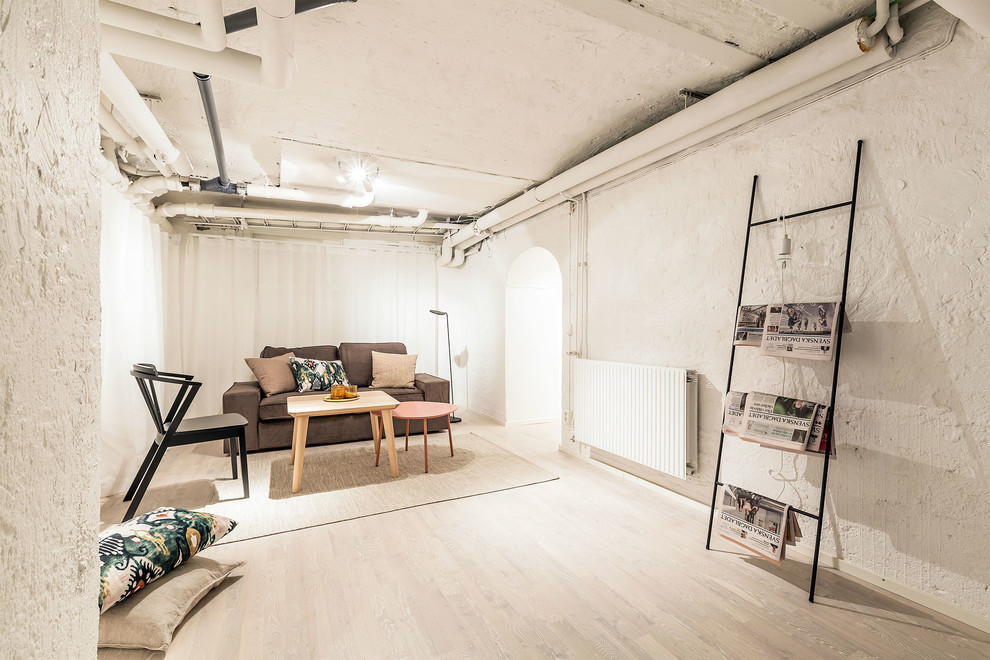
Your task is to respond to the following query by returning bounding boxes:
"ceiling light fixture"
[337,155,379,189]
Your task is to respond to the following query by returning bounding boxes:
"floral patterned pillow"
[289,357,350,392]
[99,507,237,614]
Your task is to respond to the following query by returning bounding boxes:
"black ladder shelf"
[704,139,864,603]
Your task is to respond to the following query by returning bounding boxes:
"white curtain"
[100,182,167,496]
[164,234,438,418]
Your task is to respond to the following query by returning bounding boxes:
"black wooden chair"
[122,363,249,522]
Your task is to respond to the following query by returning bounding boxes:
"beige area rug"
[100,433,557,544]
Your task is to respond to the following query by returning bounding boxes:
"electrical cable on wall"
[777,214,792,397]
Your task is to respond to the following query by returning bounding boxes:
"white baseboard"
[570,445,990,635]
[820,555,990,635]
[504,417,560,426]
[465,408,506,426]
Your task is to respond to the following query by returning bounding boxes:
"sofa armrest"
[223,382,261,451]
[414,373,449,403]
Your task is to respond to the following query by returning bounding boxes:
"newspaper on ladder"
[733,304,768,347]
[740,392,817,451]
[760,302,840,361]
[717,484,789,564]
[721,391,748,435]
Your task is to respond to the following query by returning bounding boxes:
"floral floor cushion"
[99,507,237,613]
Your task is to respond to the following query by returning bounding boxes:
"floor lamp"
[430,309,462,423]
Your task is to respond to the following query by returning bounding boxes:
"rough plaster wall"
[0,1,101,657]
[582,19,990,619]
[440,9,990,622]
[439,206,571,423]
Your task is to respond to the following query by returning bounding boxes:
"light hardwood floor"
[102,413,990,659]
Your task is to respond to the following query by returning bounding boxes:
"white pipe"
[448,249,466,268]
[98,104,142,156]
[244,183,375,208]
[100,53,182,168]
[100,0,226,51]
[887,3,905,44]
[935,0,990,37]
[257,0,295,88]
[102,26,265,84]
[125,176,377,208]
[436,238,454,266]
[101,1,296,89]
[128,176,184,200]
[866,0,890,37]
[447,18,889,253]
[99,137,129,191]
[357,209,428,228]
[100,105,176,177]
[160,203,429,228]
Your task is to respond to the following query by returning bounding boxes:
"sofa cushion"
[244,352,296,397]
[289,357,349,392]
[259,391,307,421]
[371,351,418,388]
[339,342,407,387]
[261,344,338,362]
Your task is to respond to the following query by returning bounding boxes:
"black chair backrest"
[130,364,202,438]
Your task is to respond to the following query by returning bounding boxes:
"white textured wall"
[440,206,571,423]
[443,9,990,621]
[0,0,101,657]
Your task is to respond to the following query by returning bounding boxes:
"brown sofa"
[222,342,450,452]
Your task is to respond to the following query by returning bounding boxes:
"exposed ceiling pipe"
[99,53,192,176]
[445,18,891,257]
[193,73,237,194]
[224,0,355,34]
[102,1,296,89]
[98,103,178,177]
[159,203,429,228]
[128,176,185,201]
[100,0,227,51]
[98,104,143,157]
[99,137,130,192]
[244,183,375,208]
[448,249,466,268]
[887,3,905,44]
[935,0,990,37]
[436,239,454,267]
[866,0,891,37]
[110,172,375,209]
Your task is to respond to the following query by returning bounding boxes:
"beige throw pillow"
[99,557,243,651]
[371,351,417,388]
[245,352,296,397]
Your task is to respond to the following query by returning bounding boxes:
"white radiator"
[574,359,698,479]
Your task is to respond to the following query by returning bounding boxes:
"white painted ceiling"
[112,0,878,222]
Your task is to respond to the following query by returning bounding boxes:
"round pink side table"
[373,401,458,472]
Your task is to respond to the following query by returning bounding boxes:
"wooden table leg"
[423,418,429,473]
[290,417,297,466]
[291,415,310,493]
[446,414,454,456]
[405,419,409,451]
[370,412,381,466]
[381,409,399,478]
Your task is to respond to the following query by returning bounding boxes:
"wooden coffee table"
[373,401,458,473]
[287,391,400,493]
